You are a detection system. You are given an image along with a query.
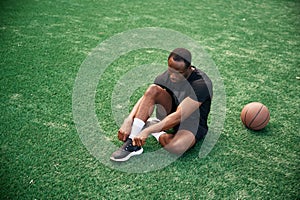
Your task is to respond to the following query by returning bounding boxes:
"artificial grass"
[1,0,299,199]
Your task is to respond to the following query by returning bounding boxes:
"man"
[110,48,213,162]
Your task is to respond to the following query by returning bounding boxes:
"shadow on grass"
[244,124,273,137]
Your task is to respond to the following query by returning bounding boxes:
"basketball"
[240,102,270,130]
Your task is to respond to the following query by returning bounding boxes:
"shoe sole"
[110,148,144,162]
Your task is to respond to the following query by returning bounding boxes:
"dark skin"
[117,56,202,155]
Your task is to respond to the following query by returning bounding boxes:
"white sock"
[129,118,145,139]
[151,131,165,141]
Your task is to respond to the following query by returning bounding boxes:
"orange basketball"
[240,102,270,130]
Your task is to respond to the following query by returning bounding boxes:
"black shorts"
[156,88,207,142]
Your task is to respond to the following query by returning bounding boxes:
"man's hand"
[132,130,149,146]
[118,118,133,142]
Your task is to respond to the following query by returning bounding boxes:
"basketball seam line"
[244,110,248,125]
[248,104,264,128]
[252,112,270,129]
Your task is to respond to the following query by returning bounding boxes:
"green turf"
[1,0,299,199]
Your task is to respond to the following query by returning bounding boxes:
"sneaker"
[145,117,160,128]
[110,138,143,162]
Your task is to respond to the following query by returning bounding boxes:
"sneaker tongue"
[127,145,136,152]
[121,138,132,147]
[120,138,140,152]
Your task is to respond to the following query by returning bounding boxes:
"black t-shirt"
[154,66,213,130]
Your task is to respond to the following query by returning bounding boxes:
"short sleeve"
[191,80,212,103]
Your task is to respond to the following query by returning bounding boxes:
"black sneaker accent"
[110,138,143,162]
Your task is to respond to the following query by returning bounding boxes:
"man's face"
[168,57,190,83]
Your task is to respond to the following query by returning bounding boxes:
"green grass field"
[1,0,299,199]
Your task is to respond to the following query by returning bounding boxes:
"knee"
[159,134,189,155]
[144,84,162,98]
[163,141,189,155]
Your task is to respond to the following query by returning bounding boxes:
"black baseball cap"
[171,48,192,64]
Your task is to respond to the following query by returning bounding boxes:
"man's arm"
[132,97,202,146]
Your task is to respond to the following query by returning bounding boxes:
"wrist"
[124,116,133,123]
[140,128,151,137]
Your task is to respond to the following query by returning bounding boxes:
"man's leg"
[128,84,173,139]
[110,84,173,162]
[159,130,196,155]
[134,84,173,121]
